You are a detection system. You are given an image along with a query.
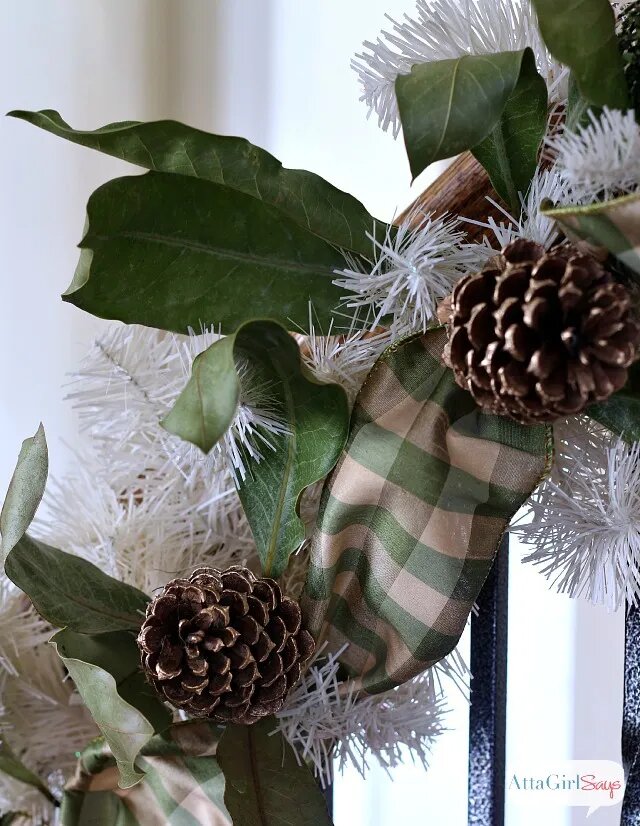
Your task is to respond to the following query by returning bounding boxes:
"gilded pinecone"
[138,566,315,725]
[444,239,640,423]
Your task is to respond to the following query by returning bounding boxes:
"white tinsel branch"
[67,324,287,486]
[465,165,571,252]
[546,107,640,204]
[353,0,566,136]
[295,305,394,405]
[334,207,485,334]
[276,645,468,787]
[513,418,640,611]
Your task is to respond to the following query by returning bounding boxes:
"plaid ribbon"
[543,193,640,275]
[304,327,552,694]
[60,722,229,826]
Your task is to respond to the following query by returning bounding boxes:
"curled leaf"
[163,320,350,576]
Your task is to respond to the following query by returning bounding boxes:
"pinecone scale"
[444,239,640,423]
[138,566,315,725]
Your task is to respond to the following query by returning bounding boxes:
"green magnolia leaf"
[163,320,349,576]
[0,423,47,562]
[64,172,350,334]
[587,363,640,443]
[542,193,640,277]
[471,49,548,213]
[5,534,149,633]
[531,0,629,109]
[217,718,332,826]
[395,47,544,206]
[52,629,171,789]
[8,110,380,257]
[0,742,56,806]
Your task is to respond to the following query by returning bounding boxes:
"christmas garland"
[2,0,640,823]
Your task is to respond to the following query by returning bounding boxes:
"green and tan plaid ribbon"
[60,721,229,826]
[304,327,553,695]
[543,193,640,275]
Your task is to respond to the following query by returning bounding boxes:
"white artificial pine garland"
[334,207,485,334]
[0,577,98,818]
[297,308,395,404]
[0,311,464,820]
[353,0,566,136]
[67,324,287,486]
[546,107,640,204]
[513,418,640,611]
[35,455,254,596]
[0,578,51,678]
[465,165,570,252]
[276,645,468,786]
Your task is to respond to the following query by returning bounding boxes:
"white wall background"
[0,3,626,824]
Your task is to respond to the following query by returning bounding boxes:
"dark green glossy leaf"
[0,742,56,805]
[217,718,332,826]
[52,629,171,789]
[8,109,379,257]
[471,49,548,213]
[531,0,628,109]
[0,423,47,562]
[5,534,149,633]
[163,320,349,576]
[395,48,540,194]
[64,172,349,334]
[588,363,640,443]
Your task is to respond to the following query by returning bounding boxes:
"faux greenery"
[164,319,349,576]
[3,2,640,823]
[396,48,547,213]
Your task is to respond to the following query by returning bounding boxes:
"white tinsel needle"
[514,418,640,612]
[353,0,566,137]
[546,107,640,204]
[275,644,468,787]
[334,207,485,334]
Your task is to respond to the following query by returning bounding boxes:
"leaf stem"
[489,122,520,217]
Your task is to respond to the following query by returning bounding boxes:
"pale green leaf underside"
[542,193,640,276]
[0,423,47,562]
[52,629,170,789]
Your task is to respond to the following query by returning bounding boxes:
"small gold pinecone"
[444,239,640,423]
[138,566,315,725]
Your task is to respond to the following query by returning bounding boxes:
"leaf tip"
[116,767,147,790]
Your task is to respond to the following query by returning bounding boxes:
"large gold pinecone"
[138,566,315,725]
[444,239,640,423]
